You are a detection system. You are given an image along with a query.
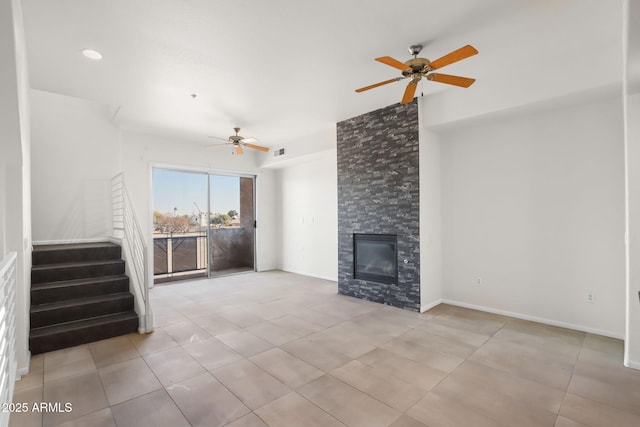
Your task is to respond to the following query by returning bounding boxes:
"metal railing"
[0,252,17,427]
[152,227,255,281]
[153,233,207,276]
[112,174,153,333]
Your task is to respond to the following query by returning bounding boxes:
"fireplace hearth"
[354,234,397,285]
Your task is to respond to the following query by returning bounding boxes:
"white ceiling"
[20,0,625,149]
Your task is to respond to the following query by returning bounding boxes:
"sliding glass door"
[152,168,255,283]
[208,174,255,277]
[152,169,208,283]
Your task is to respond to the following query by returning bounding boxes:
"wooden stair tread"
[31,274,128,290]
[32,242,120,252]
[32,259,124,271]
[30,312,138,338]
[30,292,133,313]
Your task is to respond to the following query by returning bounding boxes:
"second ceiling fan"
[208,127,269,155]
[356,44,478,104]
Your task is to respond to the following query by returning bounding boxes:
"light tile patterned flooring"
[10,271,640,427]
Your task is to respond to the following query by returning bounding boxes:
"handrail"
[111,174,153,333]
[0,252,17,427]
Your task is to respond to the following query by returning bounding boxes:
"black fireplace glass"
[353,234,398,285]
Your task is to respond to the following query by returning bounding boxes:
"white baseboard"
[442,299,624,340]
[16,366,29,378]
[16,351,31,380]
[624,358,640,371]
[33,237,116,246]
[280,269,338,283]
[420,299,443,313]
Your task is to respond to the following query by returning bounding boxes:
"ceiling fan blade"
[240,137,258,143]
[427,73,476,88]
[234,145,244,155]
[208,135,231,142]
[355,77,404,93]
[244,143,269,152]
[207,143,230,149]
[375,56,410,71]
[401,80,418,104]
[429,45,478,70]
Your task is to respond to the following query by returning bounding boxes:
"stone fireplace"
[337,101,420,311]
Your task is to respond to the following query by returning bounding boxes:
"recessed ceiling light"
[81,49,102,60]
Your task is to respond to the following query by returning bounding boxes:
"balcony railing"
[153,227,254,282]
[153,232,207,280]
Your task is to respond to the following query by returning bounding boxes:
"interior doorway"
[152,168,256,283]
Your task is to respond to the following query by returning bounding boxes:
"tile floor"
[10,271,640,427]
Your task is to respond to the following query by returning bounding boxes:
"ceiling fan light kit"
[355,44,478,104]
[207,127,269,155]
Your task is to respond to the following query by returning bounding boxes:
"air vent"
[274,148,285,157]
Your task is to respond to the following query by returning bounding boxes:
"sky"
[152,169,241,216]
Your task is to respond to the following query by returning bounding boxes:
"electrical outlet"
[476,277,482,286]
[586,293,595,304]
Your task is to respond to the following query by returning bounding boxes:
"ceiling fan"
[355,44,478,104]
[208,127,269,155]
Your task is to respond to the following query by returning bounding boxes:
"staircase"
[30,242,139,354]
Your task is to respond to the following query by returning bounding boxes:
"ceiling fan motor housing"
[207,127,269,153]
[230,127,243,143]
[402,57,432,77]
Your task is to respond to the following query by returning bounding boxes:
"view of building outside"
[152,169,254,281]
[152,170,241,235]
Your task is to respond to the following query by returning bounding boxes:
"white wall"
[277,150,338,281]
[120,132,278,273]
[30,90,121,242]
[1,0,32,374]
[419,104,443,310]
[440,95,625,337]
[255,168,278,272]
[624,0,640,368]
[259,126,336,169]
[625,92,640,367]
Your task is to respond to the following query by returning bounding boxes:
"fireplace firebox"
[353,234,398,285]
